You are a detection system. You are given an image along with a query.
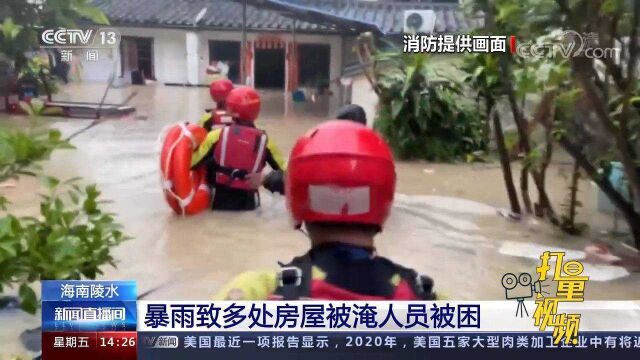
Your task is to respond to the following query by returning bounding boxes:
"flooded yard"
[1,83,639,357]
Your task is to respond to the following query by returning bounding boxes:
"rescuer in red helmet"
[198,79,234,131]
[260,103,370,195]
[213,121,437,300]
[192,86,286,211]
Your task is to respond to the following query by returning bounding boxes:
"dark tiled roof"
[91,0,339,33]
[275,0,479,34]
[92,0,476,35]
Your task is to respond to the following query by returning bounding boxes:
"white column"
[113,45,122,79]
[186,31,200,85]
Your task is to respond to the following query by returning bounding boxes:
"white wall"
[196,30,343,90]
[76,26,344,95]
[77,48,119,82]
[185,31,200,85]
[118,28,188,84]
[198,30,342,92]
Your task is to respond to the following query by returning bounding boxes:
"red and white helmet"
[286,121,396,229]
[226,86,261,122]
[209,79,234,102]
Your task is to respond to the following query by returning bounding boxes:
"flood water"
[1,83,639,357]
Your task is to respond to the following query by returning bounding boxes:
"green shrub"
[0,128,128,314]
[374,53,486,161]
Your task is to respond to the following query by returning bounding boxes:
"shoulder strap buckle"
[415,274,436,300]
[278,266,302,287]
[230,168,248,179]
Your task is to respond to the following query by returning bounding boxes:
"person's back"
[192,87,285,211]
[213,121,437,300]
[198,79,234,131]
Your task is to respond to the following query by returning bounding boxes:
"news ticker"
[41,280,640,359]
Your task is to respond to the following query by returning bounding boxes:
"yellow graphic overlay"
[533,251,589,345]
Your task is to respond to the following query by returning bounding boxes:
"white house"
[79,0,471,119]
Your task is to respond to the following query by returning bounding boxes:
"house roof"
[269,0,479,34]
[92,0,476,35]
[237,0,384,35]
[91,0,346,33]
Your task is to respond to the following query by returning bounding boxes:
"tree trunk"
[504,82,558,223]
[500,57,546,218]
[519,93,532,213]
[520,168,533,213]
[534,116,558,224]
[492,103,521,216]
[565,160,581,231]
[572,60,640,213]
[555,135,640,249]
[532,174,559,225]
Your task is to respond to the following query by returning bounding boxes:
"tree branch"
[572,58,640,201]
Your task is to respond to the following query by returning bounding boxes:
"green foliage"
[0,178,129,313]
[503,129,519,152]
[18,56,59,96]
[0,17,23,61]
[0,1,118,311]
[0,127,127,314]
[0,128,71,182]
[374,53,486,161]
[462,53,503,99]
[39,0,110,28]
[464,0,640,244]
[0,0,109,70]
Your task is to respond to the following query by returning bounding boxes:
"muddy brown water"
[1,83,639,357]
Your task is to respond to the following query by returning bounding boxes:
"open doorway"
[120,36,154,80]
[254,48,285,89]
[208,40,241,83]
[298,44,330,90]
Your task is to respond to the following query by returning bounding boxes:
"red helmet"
[209,79,234,102]
[226,86,261,122]
[286,121,396,229]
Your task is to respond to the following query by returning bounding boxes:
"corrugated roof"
[92,0,476,35]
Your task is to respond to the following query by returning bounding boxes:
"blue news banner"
[41,280,137,360]
[136,300,640,359]
[41,280,640,359]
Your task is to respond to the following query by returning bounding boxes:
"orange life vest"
[213,124,268,190]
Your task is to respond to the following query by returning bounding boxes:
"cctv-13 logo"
[501,251,589,345]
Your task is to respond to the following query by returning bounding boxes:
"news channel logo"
[513,30,619,59]
[39,28,121,48]
[501,272,546,317]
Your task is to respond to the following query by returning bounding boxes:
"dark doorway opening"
[120,36,154,79]
[254,48,285,89]
[209,40,241,83]
[298,44,330,89]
